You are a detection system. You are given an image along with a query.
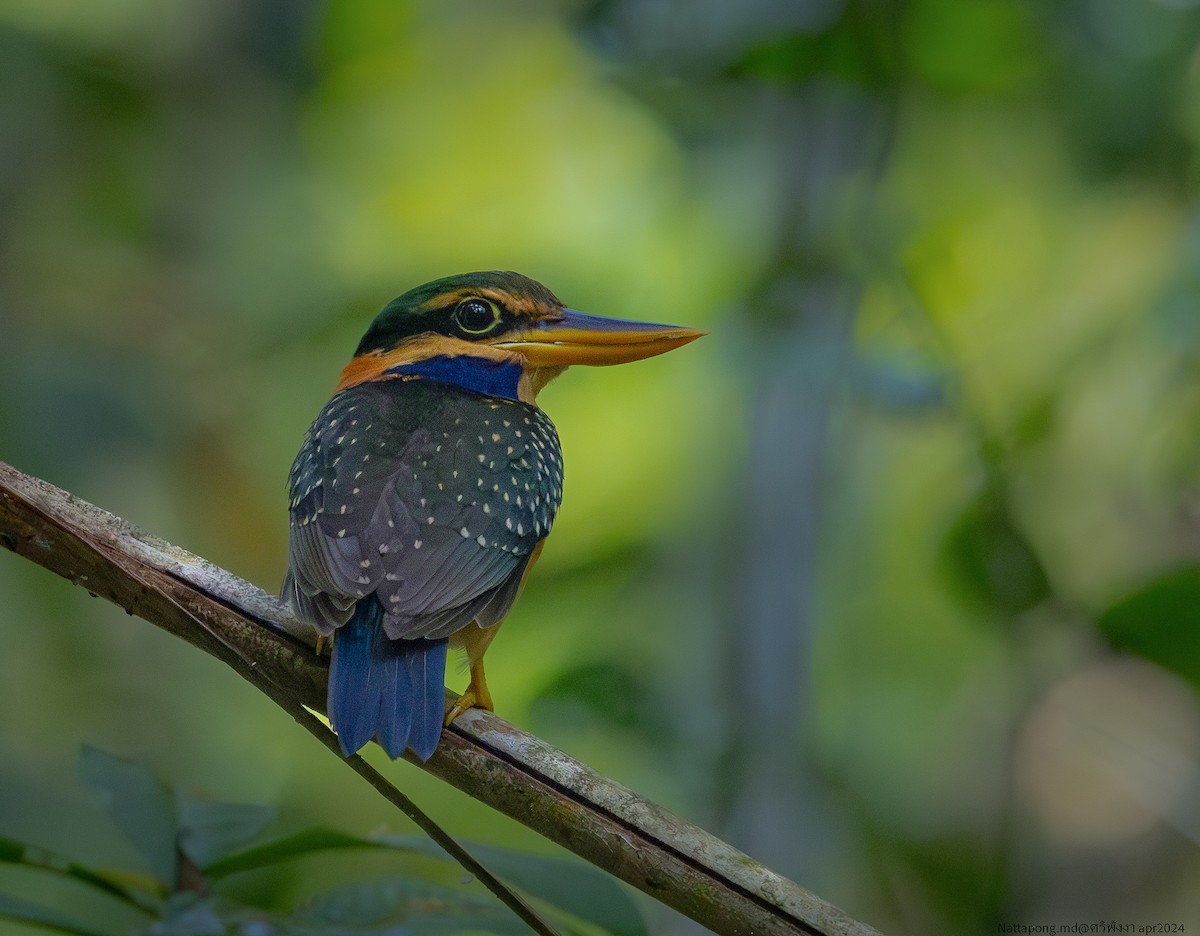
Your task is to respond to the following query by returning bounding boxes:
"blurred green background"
[3,0,1200,932]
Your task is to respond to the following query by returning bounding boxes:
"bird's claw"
[445,666,494,725]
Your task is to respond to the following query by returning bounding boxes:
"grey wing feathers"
[283,380,560,643]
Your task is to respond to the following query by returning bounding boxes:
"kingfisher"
[282,271,704,761]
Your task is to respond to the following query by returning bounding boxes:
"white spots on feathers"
[287,387,565,628]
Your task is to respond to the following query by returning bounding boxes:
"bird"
[282,271,704,761]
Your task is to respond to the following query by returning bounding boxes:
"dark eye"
[453,298,501,334]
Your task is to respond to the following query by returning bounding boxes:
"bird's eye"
[453,298,501,334]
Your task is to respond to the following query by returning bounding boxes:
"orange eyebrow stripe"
[333,335,522,393]
[412,287,555,319]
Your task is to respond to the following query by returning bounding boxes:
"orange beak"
[494,309,706,367]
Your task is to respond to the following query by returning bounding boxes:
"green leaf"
[469,844,644,936]
[0,891,113,936]
[906,0,1039,93]
[153,893,260,936]
[1099,567,1200,688]
[209,826,644,935]
[300,878,525,935]
[942,487,1050,616]
[0,832,160,909]
[531,660,666,738]
[78,745,178,886]
[386,837,646,936]
[155,886,523,936]
[203,826,379,880]
[729,4,902,89]
[176,794,277,868]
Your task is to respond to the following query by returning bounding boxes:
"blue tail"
[327,601,449,761]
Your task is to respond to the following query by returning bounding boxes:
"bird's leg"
[444,544,545,725]
[445,658,494,725]
[445,623,500,724]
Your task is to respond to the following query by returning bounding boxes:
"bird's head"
[335,271,705,402]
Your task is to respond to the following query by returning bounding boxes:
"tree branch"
[0,460,882,936]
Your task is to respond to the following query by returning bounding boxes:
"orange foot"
[445,659,494,725]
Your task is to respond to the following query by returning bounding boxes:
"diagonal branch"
[0,460,883,936]
[1,467,557,935]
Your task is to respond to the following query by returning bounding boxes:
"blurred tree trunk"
[575,4,902,927]
[726,79,886,897]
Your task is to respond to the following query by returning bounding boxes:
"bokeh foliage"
[2,0,1200,933]
[0,747,641,934]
